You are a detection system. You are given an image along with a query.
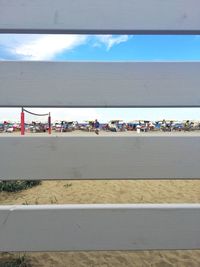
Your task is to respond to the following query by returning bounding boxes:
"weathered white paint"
[0,0,200,34]
[1,61,200,107]
[0,136,200,180]
[1,204,200,251]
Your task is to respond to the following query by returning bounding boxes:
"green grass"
[0,181,41,192]
[0,254,30,267]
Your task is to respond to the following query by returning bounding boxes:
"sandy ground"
[1,131,200,266]
[1,180,200,266]
[1,129,200,137]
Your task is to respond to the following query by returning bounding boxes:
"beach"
[1,129,200,136]
[1,131,200,266]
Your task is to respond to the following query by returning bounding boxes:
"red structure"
[21,108,25,135]
[20,108,51,135]
[48,112,51,135]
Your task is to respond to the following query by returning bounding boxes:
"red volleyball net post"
[48,112,51,135]
[21,107,25,135]
[22,108,51,135]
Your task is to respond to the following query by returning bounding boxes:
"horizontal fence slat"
[1,136,200,180]
[1,61,200,107]
[0,0,200,34]
[1,204,200,251]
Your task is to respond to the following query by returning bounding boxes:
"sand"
[1,131,200,266]
[2,180,200,205]
[1,180,200,266]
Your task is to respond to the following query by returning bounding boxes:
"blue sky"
[0,34,200,122]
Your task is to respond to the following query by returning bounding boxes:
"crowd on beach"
[1,119,200,133]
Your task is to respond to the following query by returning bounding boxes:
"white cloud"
[0,34,131,60]
[12,35,88,60]
[95,35,130,50]
[0,34,44,58]
[0,34,36,48]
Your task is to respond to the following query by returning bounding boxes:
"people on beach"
[94,119,100,135]
[161,119,167,131]
[184,120,190,131]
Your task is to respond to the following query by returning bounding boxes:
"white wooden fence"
[0,0,200,34]
[1,61,200,107]
[0,0,200,252]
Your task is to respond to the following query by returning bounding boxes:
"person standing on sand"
[94,119,100,135]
